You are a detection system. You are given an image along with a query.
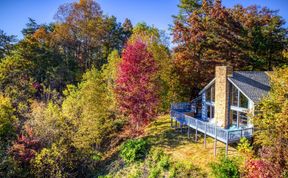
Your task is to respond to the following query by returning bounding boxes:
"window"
[206,89,211,102]
[229,82,250,128]
[211,106,214,118]
[239,113,248,127]
[211,85,215,102]
[230,85,238,106]
[239,92,249,108]
[207,105,214,120]
[206,84,215,102]
[231,110,238,126]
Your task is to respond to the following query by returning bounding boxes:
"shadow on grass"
[145,119,199,149]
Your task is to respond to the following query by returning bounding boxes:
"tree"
[18,20,78,93]
[252,67,288,173]
[53,0,128,70]
[101,50,122,113]
[27,101,63,146]
[32,144,70,178]
[116,40,159,132]
[9,125,41,170]
[230,5,288,71]
[0,29,16,59]
[122,18,133,43]
[0,53,35,112]
[172,0,288,99]
[62,67,116,150]
[0,94,17,146]
[128,23,173,111]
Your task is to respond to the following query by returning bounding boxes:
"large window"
[230,84,249,109]
[240,92,249,108]
[206,84,215,120]
[229,83,249,128]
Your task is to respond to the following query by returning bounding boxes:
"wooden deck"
[170,102,254,156]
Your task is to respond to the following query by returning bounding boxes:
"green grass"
[99,114,245,177]
[144,115,243,176]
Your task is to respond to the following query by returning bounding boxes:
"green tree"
[172,1,288,99]
[53,0,128,70]
[62,67,115,150]
[253,67,288,172]
[0,29,16,59]
[0,53,35,112]
[101,50,122,113]
[0,94,17,145]
[33,144,71,178]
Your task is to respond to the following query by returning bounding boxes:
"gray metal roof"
[228,71,271,103]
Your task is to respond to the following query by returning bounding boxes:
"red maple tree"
[116,40,158,133]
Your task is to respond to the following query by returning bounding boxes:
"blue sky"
[0,0,287,39]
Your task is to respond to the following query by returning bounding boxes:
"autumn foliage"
[244,159,281,178]
[116,40,158,132]
[9,126,40,165]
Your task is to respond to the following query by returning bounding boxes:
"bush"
[210,153,240,178]
[168,162,206,178]
[237,138,253,156]
[147,148,170,178]
[244,159,281,178]
[120,138,149,164]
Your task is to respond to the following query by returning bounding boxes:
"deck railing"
[170,109,253,143]
[170,102,191,112]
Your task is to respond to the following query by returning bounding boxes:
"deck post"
[188,126,190,139]
[225,131,229,156]
[214,126,217,157]
[204,123,207,148]
[180,123,183,133]
[195,120,198,142]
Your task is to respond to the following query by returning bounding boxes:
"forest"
[0,0,288,177]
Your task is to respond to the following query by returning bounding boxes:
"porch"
[170,102,254,156]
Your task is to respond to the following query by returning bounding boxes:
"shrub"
[210,153,240,178]
[120,138,149,164]
[168,162,206,178]
[147,148,170,178]
[244,159,281,178]
[237,138,253,156]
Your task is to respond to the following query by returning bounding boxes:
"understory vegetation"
[0,0,288,177]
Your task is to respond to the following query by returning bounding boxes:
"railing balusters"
[171,104,254,144]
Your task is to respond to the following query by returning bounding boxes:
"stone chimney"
[214,66,232,128]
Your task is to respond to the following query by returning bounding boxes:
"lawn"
[144,115,242,175]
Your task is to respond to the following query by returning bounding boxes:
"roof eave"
[199,78,216,95]
[227,77,255,104]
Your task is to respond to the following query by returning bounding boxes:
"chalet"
[170,66,271,155]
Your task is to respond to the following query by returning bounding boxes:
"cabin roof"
[228,71,270,103]
[199,71,271,103]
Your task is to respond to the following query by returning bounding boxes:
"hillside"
[100,115,245,178]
